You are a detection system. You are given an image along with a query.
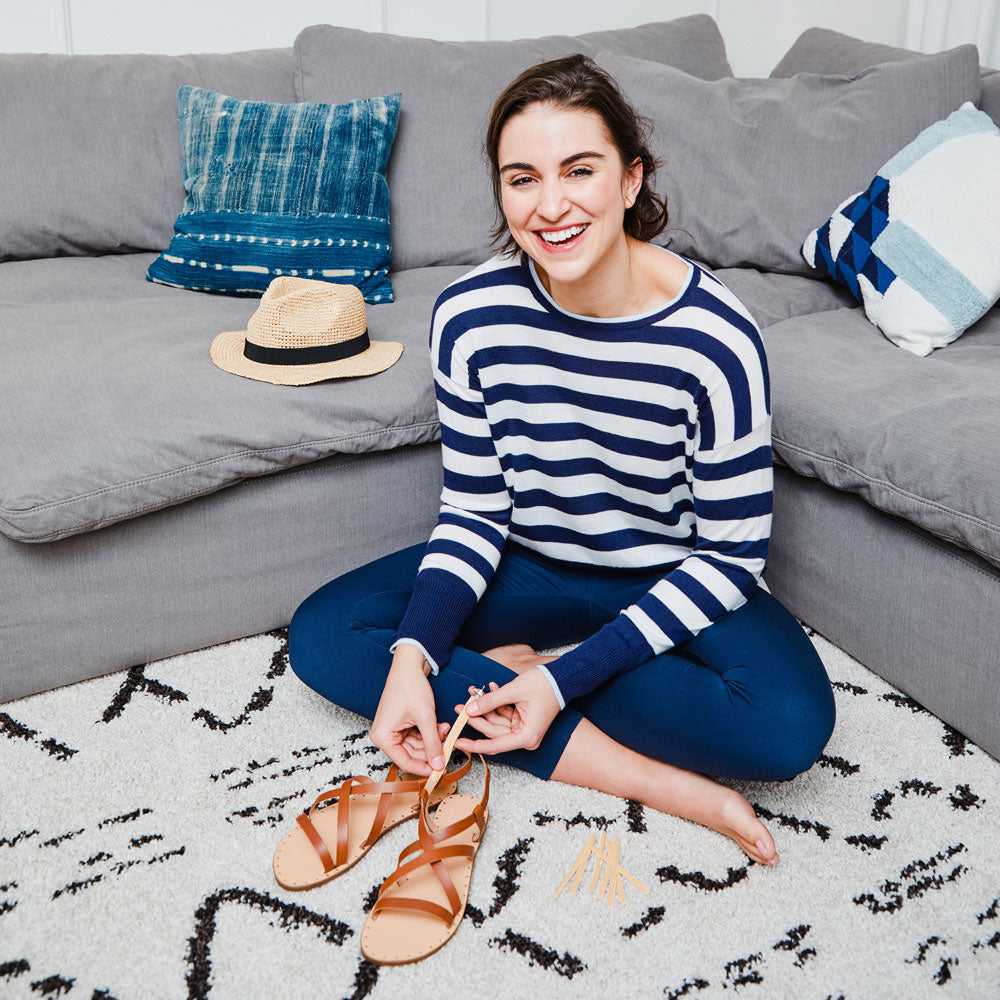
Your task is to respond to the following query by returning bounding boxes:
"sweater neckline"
[524,246,695,328]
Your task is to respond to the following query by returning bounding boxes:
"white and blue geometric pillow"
[148,87,400,303]
[802,102,1000,355]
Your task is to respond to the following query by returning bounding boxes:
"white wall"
[2,0,998,74]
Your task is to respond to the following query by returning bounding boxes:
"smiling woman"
[287,54,837,879]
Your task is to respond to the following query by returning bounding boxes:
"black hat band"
[243,329,370,366]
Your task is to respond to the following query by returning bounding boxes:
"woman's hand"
[453,667,561,755]
[369,645,450,777]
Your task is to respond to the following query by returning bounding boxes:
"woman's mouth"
[534,223,588,252]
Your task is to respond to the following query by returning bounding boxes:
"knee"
[758,684,837,781]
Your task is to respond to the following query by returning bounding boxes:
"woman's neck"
[536,237,688,319]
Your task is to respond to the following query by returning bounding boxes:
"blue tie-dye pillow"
[147,86,400,303]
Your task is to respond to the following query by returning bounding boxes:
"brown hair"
[485,53,668,256]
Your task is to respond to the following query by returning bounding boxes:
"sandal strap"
[371,893,455,925]
[373,843,476,924]
[295,809,335,874]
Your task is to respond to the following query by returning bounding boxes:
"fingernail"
[431,755,444,770]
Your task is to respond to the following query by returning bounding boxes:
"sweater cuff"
[389,638,441,675]
[394,568,479,671]
[545,616,654,703]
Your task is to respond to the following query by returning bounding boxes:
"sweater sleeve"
[392,303,512,671]
[543,402,773,705]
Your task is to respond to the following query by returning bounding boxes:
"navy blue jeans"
[288,541,835,782]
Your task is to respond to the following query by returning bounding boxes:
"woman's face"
[497,102,642,288]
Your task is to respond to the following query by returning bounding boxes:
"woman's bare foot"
[550,718,780,868]
[481,642,558,674]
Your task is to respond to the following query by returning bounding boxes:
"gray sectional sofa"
[2,17,998,762]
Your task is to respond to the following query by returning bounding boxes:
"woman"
[288,54,836,867]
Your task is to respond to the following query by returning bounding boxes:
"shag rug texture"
[2,625,999,1000]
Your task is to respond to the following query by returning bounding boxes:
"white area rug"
[2,626,999,999]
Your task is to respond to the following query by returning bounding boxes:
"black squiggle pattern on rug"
[0,712,78,761]
[185,887,353,999]
[845,833,888,852]
[532,810,613,830]
[949,783,984,810]
[724,951,763,987]
[488,929,586,978]
[818,753,861,777]
[193,686,273,732]
[942,723,974,758]
[28,974,75,997]
[905,935,959,985]
[621,905,665,938]
[626,799,647,833]
[100,666,188,723]
[752,803,832,841]
[663,977,711,999]
[265,628,289,679]
[346,959,379,1000]
[772,924,815,967]
[831,680,868,695]
[0,829,39,848]
[0,958,30,979]
[853,843,968,915]
[488,837,534,917]
[656,864,749,891]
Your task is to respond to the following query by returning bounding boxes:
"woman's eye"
[509,175,533,187]
[569,166,594,178]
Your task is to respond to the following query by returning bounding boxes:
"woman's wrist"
[392,643,432,677]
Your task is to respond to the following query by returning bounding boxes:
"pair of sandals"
[272,697,490,965]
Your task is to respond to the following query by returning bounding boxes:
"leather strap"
[372,756,491,927]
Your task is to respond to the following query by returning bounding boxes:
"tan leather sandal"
[272,754,471,891]
[360,756,490,965]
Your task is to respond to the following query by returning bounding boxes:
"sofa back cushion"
[0,48,296,263]
[770,26,1000,127]
[294,16,732,271]
[597,45,981,275]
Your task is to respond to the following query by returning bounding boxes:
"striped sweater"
[393,249,773,705]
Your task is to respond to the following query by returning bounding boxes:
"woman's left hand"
[453,668,561,754]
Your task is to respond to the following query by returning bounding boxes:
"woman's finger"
[454,707,510,739]
[455,730,528,755]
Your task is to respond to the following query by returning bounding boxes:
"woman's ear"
[624,156,643,209]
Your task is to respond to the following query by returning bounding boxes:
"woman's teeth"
[539,224,587,245]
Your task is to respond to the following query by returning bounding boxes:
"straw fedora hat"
[211,277,402,385]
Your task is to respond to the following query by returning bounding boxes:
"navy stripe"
[492,418,689,463]
[437,509,508,546]
[697,492,773,521]
[694,444,772,480]
[516,488,694,528]
[512,521,697,553]
[423,537,496,583]
[502,452,691,497]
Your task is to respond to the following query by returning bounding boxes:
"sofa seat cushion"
[0,254,465,543]
[763,305,1000,568]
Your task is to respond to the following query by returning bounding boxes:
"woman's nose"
[536,179,570,221]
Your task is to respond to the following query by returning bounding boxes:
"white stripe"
[623,604,672,652]
[418,551,489,595]
[231,264,270,274]
[681,557,750,608]
[696,468,771,501]
[648,578,713,633]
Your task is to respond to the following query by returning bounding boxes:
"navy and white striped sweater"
[393,249,773,705]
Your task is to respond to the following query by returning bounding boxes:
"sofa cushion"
[0,48,296,263]
[709,266,856,330]
[294,15,732,272]
[802,102,1000,355]
[147,86,400,302]
[596,46,982,276]
[769,26,1000,127]
[0,254,465,544]
[763,305,1000,569]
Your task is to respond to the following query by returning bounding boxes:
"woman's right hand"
[369,644,449,777]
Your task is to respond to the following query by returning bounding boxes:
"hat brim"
[210,330,404,385]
